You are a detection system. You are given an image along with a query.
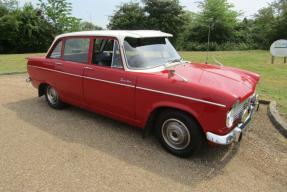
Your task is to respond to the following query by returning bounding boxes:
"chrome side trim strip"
[29,65,82,78]
[136,86,226,108]
[29,65,226,108]
[28,65,135,88]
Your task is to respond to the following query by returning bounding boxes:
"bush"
[179,41,258,51]
[0,4,55,53]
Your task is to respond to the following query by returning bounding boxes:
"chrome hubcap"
[161,118,191,150]
[47,86,58,105]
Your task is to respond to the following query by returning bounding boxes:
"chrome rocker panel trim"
[206,96,258,145]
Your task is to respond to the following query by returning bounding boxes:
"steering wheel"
[128,55,146,68]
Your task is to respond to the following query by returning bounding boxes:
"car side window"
[63,38,90,63]
[49,40,63,59]
[111,41,122,68]
[92,38,123,68]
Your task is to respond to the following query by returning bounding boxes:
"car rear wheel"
[156,110,206,157]
[45,85,65,109]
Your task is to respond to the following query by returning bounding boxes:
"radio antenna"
[205,24,211,64]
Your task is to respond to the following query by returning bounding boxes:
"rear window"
[63,38,90,63]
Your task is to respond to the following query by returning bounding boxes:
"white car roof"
[55,30,173,40]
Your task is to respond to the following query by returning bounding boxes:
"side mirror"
[168,69,175,78]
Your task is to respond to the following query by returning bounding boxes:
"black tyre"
[155,110,206,157]
[44,85,65,109]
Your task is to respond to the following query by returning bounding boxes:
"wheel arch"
[143,104,204,138]
[38,82,49,97]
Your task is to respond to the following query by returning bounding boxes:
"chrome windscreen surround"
[206,93,259,145]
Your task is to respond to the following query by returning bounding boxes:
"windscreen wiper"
[167,58,182,64]
[165,58,183,69]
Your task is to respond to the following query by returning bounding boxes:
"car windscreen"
[124,37,181,70]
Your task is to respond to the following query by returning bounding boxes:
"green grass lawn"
[0,51,286,119]
[0,53,44,74]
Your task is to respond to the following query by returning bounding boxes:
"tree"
[0,3,55,53]
[16,4,55,52]
[0,0,17,17]
[108,0,185,45]
[0,0,104,53]
[0,6,19,52]
[253,0,287,49]
[108,2,146,30]
[175,10,196,49]
[0,0,18,10]
[79,21,102,31]
[143,0,185,44]
[270,0,287,41]
[253,6,276,48]
[0,3,8,17]
[188,0,239,43]
[38,0,80,33]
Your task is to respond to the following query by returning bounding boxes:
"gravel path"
[0,74,286,192]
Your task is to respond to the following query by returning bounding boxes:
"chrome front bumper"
[206,96,259,145]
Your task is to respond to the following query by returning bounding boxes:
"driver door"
[83,37,136,120]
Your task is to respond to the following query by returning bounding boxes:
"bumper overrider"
[206,94,259,145]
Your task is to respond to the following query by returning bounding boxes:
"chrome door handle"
[55,62,62,65]
[84,66,93,70]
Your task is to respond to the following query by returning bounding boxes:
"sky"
[19,0,274,28]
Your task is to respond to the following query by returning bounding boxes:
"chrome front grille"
[232,94,256,121]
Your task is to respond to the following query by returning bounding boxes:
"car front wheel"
[156,110,206,157]
[45,85,65,109]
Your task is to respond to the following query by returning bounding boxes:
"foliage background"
[0,0,102,53]
[0,0,287,53]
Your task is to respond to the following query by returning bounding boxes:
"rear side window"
[49,40,62,59]
[63,38,90,63]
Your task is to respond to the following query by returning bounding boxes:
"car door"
[58,37,92,105]
[83,37,136,120]
[45,39,65,83]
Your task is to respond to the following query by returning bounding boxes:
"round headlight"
[226,100,240,128]
[226,110,234,128]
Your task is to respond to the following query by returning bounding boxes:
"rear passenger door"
[58,37,92,105]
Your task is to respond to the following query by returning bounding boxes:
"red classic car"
[27,30,260,157]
